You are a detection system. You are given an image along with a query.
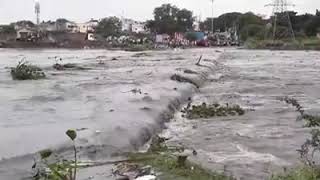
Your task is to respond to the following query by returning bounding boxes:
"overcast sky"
[0,0,319,24]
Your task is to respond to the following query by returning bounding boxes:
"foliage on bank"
[271,167,320,180]
[272,97,320,180]
[126,136,233,180]
[245,38,320,50]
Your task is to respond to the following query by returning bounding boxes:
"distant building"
[87,33,96,41]
[40,21,57,32]
[121,18,147,33]
[121,18,134,32]
[77,19,99,33]
[14,21,35,31]
[56,20,78,33]
[65,22,79,33]
[155,34,170,44]
[193,21,200,31]
[212,31,232,46]
[131,22,146,33]
[16,28,37,41]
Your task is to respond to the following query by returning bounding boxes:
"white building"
[16,28,36,40]
[65,22,79,33]
[121,18,134,32]
[77,19,99,33]
[40,21,57,32]
[131,22,146,33]
[121,18,147,33]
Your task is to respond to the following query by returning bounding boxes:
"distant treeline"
[1,4,319,43]
[201,10,320,41]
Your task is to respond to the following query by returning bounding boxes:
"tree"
[305,16,320,36]
[0,24,15,34]
[200,12,243,32]
[238,12,264,30]
[240,24,266,41]
[56,18,69,24]
[148,4,194,34]
[14,20,35,28]
[176,9,194,32]
[146,20,156,33]
[96,17,122,37]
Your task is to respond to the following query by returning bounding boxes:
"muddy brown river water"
[0,48,319,180]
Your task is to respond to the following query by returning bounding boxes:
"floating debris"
[53,63,90,71]
[132,53,151,58]
[122,88,143,94]
[183,69,198,74]
[11,61,46,80]
[170,74,199,88]
[181,102,245,119]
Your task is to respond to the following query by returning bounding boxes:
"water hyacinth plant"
[11,60,45,80]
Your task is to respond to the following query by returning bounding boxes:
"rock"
[192,149,198,156]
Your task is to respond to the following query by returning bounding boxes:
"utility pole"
[211,0,215,34]
[265,0,295,41]
[35,0,40,26]
[34,0,41,38]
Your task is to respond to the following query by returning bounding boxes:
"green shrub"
[182,103,245,119]
[274,97,320,180]
[33,129,78,180]
[271,167,320,180]
[11,61,45,80]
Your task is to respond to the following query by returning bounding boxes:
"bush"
[124,44,153,52]
[271,167,320,180]
[11,61,46,80]
[181,103,245,119]
[33,129,78,180]
[274,97,320,180]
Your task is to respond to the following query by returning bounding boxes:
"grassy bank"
[127,152,232,180]
[120,136,233,180]
[271,167,320,180]
[245,37,320,50]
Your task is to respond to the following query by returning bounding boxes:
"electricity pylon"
[265,0,295,41]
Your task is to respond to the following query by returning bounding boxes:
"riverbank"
[245,38,320,51]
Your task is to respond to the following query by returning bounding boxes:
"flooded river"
[0,48,319,179]
[164,49,320,179]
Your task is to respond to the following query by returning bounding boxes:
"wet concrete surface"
[0,48,220,179]
[163,49,320,180]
